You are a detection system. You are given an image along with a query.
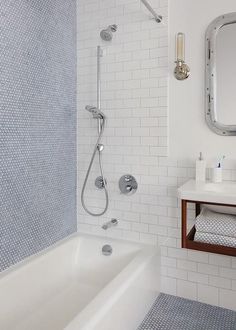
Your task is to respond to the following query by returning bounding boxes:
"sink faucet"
[102,218,118,230]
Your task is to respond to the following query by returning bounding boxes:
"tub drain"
[102,244,112,256]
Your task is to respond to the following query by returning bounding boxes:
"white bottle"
[212,167,222,183]
[195,152,206,182]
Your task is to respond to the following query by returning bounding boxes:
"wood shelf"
[181,199,236,257]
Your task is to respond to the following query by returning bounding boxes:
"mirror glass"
[216,23,236,125]
[205,13,236,135]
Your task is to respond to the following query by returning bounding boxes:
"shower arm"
[141,0,162,23]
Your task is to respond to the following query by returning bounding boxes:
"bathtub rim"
[0,232,158,280]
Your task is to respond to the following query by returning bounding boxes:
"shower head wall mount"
[141,0,162,23]
[100,24,117,41]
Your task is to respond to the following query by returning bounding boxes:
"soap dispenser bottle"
[195,152,206,182]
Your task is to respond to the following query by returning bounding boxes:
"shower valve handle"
[126,185,132,192]
[124,175,132,182]
[119,174,138,195]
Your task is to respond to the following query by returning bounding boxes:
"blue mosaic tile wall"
[0,0,77,271]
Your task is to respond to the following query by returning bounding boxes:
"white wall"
[169,0,236,160]
[77,0,236,310]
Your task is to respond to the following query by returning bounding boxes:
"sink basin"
[204,182,236,194]
[178,180,236,205]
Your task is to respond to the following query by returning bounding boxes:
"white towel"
[203,204,236,216]
[195,207,236,238]
[194,231,236,248]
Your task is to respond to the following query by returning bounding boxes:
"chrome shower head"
[85,105,105,119]
[100,24,117,41]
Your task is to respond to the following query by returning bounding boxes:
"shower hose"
[81,119,109,216]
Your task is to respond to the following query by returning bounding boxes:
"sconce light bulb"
[176,32,185,62]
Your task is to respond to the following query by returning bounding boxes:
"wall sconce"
[174,32,190,80]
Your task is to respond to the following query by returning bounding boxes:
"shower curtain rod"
[141,0,162,23]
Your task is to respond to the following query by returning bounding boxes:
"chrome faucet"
[102,218,118,230]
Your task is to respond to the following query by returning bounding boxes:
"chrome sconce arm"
[174,32,190,80]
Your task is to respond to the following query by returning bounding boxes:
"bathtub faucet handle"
[102,218,118,230]
[111,218,118,225]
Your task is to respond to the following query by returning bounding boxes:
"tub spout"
[102,218,118,230]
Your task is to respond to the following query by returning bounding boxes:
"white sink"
[178,180,236,205]
[204,182,236,194]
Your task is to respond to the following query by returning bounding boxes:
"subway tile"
[187,250,209,264]
[168,247,187,260]
[149,224,168,236]
[132,69,150,79]
[219,267,236,280]
[187,271,208,284]
[232,258,236,269]
[161,277,177,295]
[198,263,219,276]
[132,222,149,233]
[232,280,236,290]
[115,70,132,80]
[209,275,231,289]
[219,289,236,310]
[167,267,187,280]
[141,137,159,146]
[140,214,158,225]
[150,47,168,58]
[149,205,167,216]
[141,118,159,127]
[159,216,178,228]
[140,232,158,244]
[150,146,167,156]
[197,284,219,306]
[162,256,177,268]
[132,127,150,136]
[177,280,197,300]
[209,254,231,268]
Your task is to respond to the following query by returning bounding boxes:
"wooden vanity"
[178,180,236,256]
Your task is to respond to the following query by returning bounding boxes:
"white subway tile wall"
[77,0,236,309]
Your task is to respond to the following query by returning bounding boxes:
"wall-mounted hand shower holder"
[85,105,105,120]
[95,176,106,189]
[119,175,138,195]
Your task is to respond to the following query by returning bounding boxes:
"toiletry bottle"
[212,166,222,183]
[195,152,206,182]
[211,157,224,183]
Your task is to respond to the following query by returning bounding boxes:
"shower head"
[100,24,117,41]
[85,105,105,119]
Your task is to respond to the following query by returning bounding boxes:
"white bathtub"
[0,234,160,330]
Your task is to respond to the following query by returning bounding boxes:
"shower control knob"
[126,185,132,192]
[119,174,138,195]
[124,175,132,182]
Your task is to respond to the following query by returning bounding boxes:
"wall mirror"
[205,13,236,135]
